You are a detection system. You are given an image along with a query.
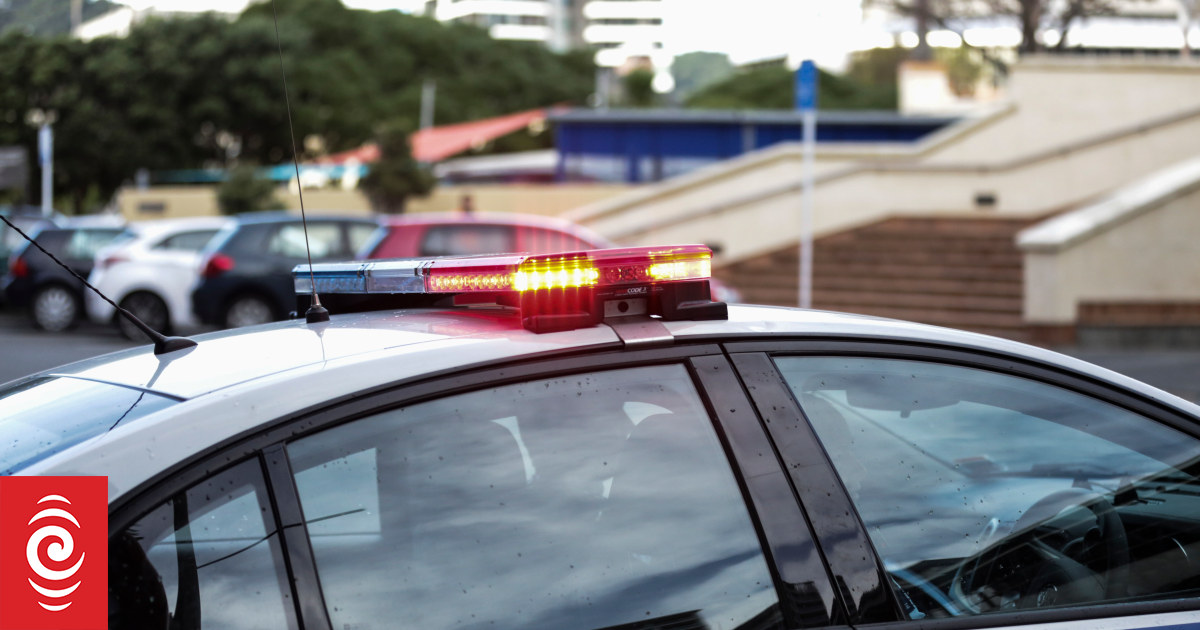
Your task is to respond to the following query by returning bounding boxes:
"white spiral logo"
[26,494,85,612]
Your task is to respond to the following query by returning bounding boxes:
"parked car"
[6,244,1200,630]
[0,205,60,305]
[2,219,127,331]
[361,212,743,302]
[85,216,231,340]
[360,212,613,258]
[192,212,378,328]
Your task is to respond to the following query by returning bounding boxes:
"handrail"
[596,102,1200,241]
[1018,154,1200,253]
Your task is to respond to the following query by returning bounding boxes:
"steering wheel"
[951,488,1128,613]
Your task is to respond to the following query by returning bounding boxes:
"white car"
[9,244,1200,630]
[85,216,230,339]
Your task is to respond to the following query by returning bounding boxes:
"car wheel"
[118,292,170,341]
[222,294,275,328]
[31,285,79,332]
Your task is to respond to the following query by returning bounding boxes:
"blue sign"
[795,60,818,111]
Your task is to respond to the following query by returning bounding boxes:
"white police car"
[5,245,1200,630]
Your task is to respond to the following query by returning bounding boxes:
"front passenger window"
[778,356,1200,620]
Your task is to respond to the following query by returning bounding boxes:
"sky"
[112,0,869,70]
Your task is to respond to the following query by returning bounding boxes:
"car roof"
[22,304,1200,501]
[128,216,231,238]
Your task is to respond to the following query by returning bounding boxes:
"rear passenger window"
[267,224,340,259]
[287,364,782,630]
[109,459,298,630]
[154,230,219,252]
[420,224,515,256]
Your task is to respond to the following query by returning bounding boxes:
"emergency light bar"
[294,245,726,333]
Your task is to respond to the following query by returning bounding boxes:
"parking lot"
[0,308,1196,404]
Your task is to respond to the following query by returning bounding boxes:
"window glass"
[65,228,124,260]
[109,459,298,630]
[288,364,781,630]
[519,227,593,255]
[0,377,176,474]
[777,356,1200,620]
[419,224,515,256]
[347,222,377,253]
[155,229,220,252]
[267,223,339,259]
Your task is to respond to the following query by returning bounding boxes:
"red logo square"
[0,476,107,630]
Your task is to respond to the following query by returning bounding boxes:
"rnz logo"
[0,476,107,630]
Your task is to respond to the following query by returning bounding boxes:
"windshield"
[0,376,177,474]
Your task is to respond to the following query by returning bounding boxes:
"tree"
[621,68,657,108]
[358,124,433,214]
[670,52,734,100]
[0,0,594,212]
[217,164,285,215]
[868,0,1152,54]
[685,65,896,111]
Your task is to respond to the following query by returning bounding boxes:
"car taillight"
[99,254,128,269]
[9,255,28,278]
[202,253,234,279]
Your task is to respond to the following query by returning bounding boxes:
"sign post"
[795,60,817,309]
[37,123,53,216]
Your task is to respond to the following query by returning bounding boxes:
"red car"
[360,212,613,259]
[359,213,742,302]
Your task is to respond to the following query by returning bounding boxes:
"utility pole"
[70,0,83,33]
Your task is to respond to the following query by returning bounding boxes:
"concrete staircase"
[716,216,1041,341]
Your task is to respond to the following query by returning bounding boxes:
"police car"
[4,244,1200,630]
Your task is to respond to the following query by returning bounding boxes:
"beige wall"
[1024,183,1200,324]
[116,183,629,221]
[567,58,1200,269]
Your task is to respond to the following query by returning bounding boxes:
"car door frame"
[109,342,850,630]
[724,338,1200,630]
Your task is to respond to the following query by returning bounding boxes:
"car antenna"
[270,0,328,324]
[0,215,197,355]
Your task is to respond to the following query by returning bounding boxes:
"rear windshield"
[0,377,177,474]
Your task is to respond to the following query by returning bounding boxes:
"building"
[73,0,260,40]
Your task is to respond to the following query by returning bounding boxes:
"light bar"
[295,245,713,297]
[294,245,726,332]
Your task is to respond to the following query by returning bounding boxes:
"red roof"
[318,106,560,165]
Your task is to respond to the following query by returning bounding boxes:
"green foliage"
[359,123,434,214]
[0,0,117,36]
[670,52,734,100]
[936,45,984,96]
[685,64,897,111]
[216,164,285,216]
[0,0,594,211]
[621,69,657,108]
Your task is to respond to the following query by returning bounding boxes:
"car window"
[266,223,339,259]
[776,356,1200,621]
[287,364,783,630]
[65,228,124,260]
[419,224,515,256]
[519,226,594,254]
[0,376,177,474]
[347,222,376,253]
[109,459,299,630]
[154,229,220,252]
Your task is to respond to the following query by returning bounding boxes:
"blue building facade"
[551,109,957,183]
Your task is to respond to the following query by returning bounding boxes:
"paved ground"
[1,309,1198,403]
